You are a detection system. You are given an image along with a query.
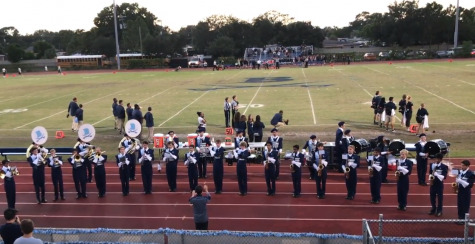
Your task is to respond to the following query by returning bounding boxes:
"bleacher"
[243,44,314,64]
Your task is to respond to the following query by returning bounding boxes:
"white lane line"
[242,70,273,115]
[364,66,475,116]
[14,88,129,129]
[301,68,317,124]
[159,71,244,127]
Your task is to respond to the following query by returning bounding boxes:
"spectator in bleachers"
[13,219,43,244]
[0,208,23,244]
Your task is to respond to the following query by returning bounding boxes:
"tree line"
[1,1,474,63]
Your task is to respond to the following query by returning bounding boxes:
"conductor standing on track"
[189,185,211,230]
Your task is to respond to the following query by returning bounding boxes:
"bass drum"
[350,139,369,154]
[424,139,448,159]
[389,139,405,156]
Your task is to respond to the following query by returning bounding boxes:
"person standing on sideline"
[75,104,84,128]
[223,97,231,127]
[455,160,474,224]
[112,98,118,130]
[13,219,43,244]
[189,185,211,230]
[126,103,133,121]
[67,97,79,132]
[0,209,23,244]
[231,95,239,128]
[57,66,62,74]
[116,100,126,134]
[252,115,265,142]
[132,104,144,139]
[144,107,154,143]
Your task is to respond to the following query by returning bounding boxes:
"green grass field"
[1,60,475,159]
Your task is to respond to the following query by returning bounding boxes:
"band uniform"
[184,145,200,192]
[396,150,413,210]
[344,145,360,200]
[235,141,250,196]
[415,134,428,185]
[121,135,139,181]
[428,153,448,217]
[27,148,47,204]
[267,128,283,179]
[377,139,390,183]
[138,141,154,194]
[302,135,318,180]
[195,129,211,178]
[116,147,131,196]
[76,140,93,183]
[47,151,65,201]
[92,148,107,197]
[2,159,16,209]
[455,160,474,222]
[264,142,278,196]
[211,141,225,194]
[68,150,87,199]
[314,143,328,199]
[290,145,304,198]
[368,148,383,204]
[164,141,179,192]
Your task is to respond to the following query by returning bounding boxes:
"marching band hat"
[271,128,278,133]
[168,131,174,134]
[338,121,345,127]
[310,135,317,139]
[419,133,426,137]
[344,129,351,135]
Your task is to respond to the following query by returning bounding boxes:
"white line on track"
[301,68,317,124]
[364,66,475,116]
[159,71,244,127]
[14,88,130,129]
[0,88,58,103]
[7,192,467,196]
[242,70,273,115]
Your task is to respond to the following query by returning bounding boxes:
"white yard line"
[425,63,475,73]
[301,68,317,124]
[408,67,475,86]
[242,70,273,115]
[14,88,130,129]
[159,71,244,127]
[0,88,58,103]
[336,69,401,122]
[364,66,475,116]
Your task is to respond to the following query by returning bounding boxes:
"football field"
[1,60,475,158]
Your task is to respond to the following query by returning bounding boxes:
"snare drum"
[389,139,405,156]
[350,139,369,154]
[424,139,448,159]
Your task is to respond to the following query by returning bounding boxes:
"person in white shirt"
[2,68,6,78]
[13,219,43,244]
[17,68,22,76]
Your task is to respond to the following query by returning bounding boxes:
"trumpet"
[74,155,82,163]
[452,182,459,194]
[11,166,19,176]
[429,173,435,186]
[96,151,105,158]
[317,154,324,177]
[54,156,60,165]
[0,170,5,180]
[345,166,350,179]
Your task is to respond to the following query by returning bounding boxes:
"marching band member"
[2,159,16,209]
[368,148,383,204]
[396,149,413,211]
[264,142,278,196]
[314,143,328,199]
[195,128,211,178]
[116,147,131,196]
[47,149,65,201]
[415,133,429,186]
[234,141,250,196]
[340,130,353,153]
[234,130,248,149]
[166,131,179,148]
[68,149,87,199]
[455,160,474,224]
[184,144,200,192]
[27,148,47,204]
[335,121,345,173]
[92,147,107,198]
[344,145,360,200]
[138,141,154,195]
[302,135,318,180]
[267,128,283,179]
[210,140,225,194]
[76,138,93,183]
[121,134,140,181]
[290,145,304,198]
[428,153,448,217]
[164,141,179,192]
[377,137,390,183]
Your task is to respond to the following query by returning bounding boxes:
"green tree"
[6,44,24,63]
[207,36,235,57]
[34,41,53,59]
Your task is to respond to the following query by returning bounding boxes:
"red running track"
[1,159,472,236]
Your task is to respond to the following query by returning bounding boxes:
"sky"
[2,0,474,35]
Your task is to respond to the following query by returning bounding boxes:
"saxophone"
[317,153,324,177]
[345,159,351,179]
[395,160,400,180]
[452,182,459,194]
[429,172,435,186]
[368,160,374,177]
